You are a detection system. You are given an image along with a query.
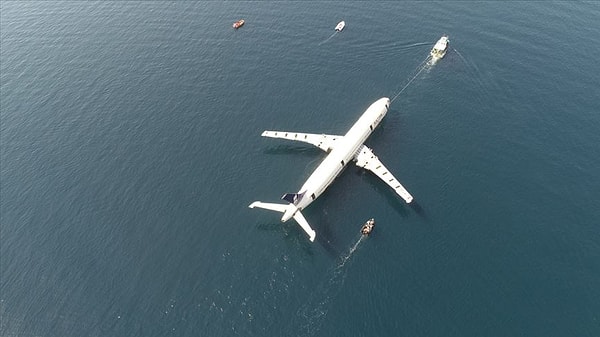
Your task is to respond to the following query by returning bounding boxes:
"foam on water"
[291,234,368,336]
[319,31,339,45]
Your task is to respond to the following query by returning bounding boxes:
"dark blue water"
[2,2,600,336]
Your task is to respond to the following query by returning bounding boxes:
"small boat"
[233,19,245,29]
[430,35,449,59]
[361,218,375,235]
[335,21,345,32]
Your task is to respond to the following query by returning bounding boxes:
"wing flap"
[354,145,413,203]
[261,131,342,152]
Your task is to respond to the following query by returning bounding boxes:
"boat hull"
[361,219,375,235]
[233,20,245,29]
[430,36,449,59]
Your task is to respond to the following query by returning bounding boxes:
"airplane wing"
[261,131,342,152]
[354,145,413,203]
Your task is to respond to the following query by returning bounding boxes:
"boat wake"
[291,235,366,336]
[426,56,439,67]
[338,235,365,268]
[452,47,470,68]
[319,32,338,45]
[451,47,492,99]
[394,41,433,52]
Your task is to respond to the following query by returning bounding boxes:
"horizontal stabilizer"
[248,201,316,242]
[293,211,316,242]
[248,201,288,213]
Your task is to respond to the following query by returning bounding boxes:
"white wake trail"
[292,234,367,336]
[318,32,338,45]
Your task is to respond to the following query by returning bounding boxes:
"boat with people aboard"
[335,21,345,32]
[233,19,245,29]
[430,35,449,59]
[361,218,375,235]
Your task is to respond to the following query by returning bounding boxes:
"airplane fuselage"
[281,97,390,221]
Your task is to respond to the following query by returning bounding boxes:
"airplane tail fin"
[281,191,305,205]
[248,201,316,242]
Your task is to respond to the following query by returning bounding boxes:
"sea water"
[2,2,600,336]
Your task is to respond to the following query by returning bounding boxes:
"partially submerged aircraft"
[249,97,413,242]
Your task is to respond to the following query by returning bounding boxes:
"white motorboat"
[335,21,345,32]
[361,218,375,235]
[430,35,449,59]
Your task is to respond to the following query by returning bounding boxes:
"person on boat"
[361,218,375,235]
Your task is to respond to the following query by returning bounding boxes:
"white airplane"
[249,97,413,242]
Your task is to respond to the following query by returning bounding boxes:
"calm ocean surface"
[2,2,600,336]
